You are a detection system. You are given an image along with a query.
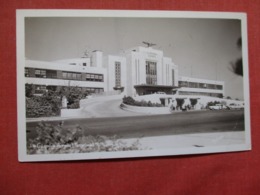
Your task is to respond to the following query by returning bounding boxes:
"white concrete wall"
[26,77,106,89]
[26,59,108,91]
[178,76,225,96]
[172,63,179,87]
[162,57,174,86]
[54,58,91,67]
[107,55,127,94]
[121,103,171,114]
[92,51,103,68]
[26,60,106,74]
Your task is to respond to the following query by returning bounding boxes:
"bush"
[26,95,61,118]
[59,86,87,109]
[176,98,185,110]
[122,96,136,105]
[122,96,163,107]
[27,122,147,154]
[26,86,89,118]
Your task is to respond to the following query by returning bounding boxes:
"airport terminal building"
[25,46,225,98]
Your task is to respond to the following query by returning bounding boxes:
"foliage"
[25,84,34,97]
[231,58,243,76]
[27,122,146,154]
[122,96,136,105]
[230,37,243,76]
[58,86,88,109]
[26,94,61,118]
[176,98,185,110]
[26,85,89,118]
[122,96,163,107]
[189,98,198,108]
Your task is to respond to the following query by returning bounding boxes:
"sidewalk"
[123,131,245,149]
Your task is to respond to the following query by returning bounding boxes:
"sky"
[25,16,245,99]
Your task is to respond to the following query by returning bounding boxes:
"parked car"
[228,103,244,110]
[209,104,228,110]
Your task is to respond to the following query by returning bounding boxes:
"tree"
[25,83,34,97]
[176,98,185,110]
[190,98,198,108]
[231,37,243,76]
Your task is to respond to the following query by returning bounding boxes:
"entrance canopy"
[134,84,178,95]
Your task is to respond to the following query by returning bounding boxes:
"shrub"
[122,96,136,105]
[122,96,163,107]
[26,95,61,118]
[26,86,89,117]
[27,122,147,154]
[176,98,185,110]
[190,98,198,108]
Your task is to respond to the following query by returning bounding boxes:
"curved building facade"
[25,46,225,98]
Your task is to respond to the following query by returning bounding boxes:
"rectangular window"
[62,72,67,78]
[172,69,175,86]
[179,81,188,87]
[85,73,103,82]
[115,62,121,87]
[146,61,157,85]
[199,83,207,88]
[46,70,57,78]
[189,82,198,88]
[76,74,82,80]
[62,71,82,80]
[25,68,29,77]
[216,85,223,90]
[35,69,46,78]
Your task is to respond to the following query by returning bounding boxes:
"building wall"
[106,55,127,94]
[92,51,103,68]
[124,46,177,96]
[178,76,225,97]
[25,59,107,92]
[24,46,225,98]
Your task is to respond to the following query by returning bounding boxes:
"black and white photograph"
[17,10,251,161]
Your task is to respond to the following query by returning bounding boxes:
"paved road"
[27,110,245,139]
[80,97,144,118]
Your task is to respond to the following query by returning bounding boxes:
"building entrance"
[134,84,176,95]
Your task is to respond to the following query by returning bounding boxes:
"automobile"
[228,103,244,110]
[209,104,228,110]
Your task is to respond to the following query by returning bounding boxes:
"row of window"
[179,91,223,97]
[115,62,121,87]
[32,85,104,94]
[86,73,103,82]
[62,72,82,80]
[146,61,157,85]
[179,81,223,90]
[25,68,103,82]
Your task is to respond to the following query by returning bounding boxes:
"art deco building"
[25,46,225,98]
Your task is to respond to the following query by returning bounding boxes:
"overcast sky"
[25,17,244,99]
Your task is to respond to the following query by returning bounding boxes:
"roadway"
[26,110,245,140]
[80,96,144,118]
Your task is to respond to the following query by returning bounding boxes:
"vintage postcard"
[17,10,251,162]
